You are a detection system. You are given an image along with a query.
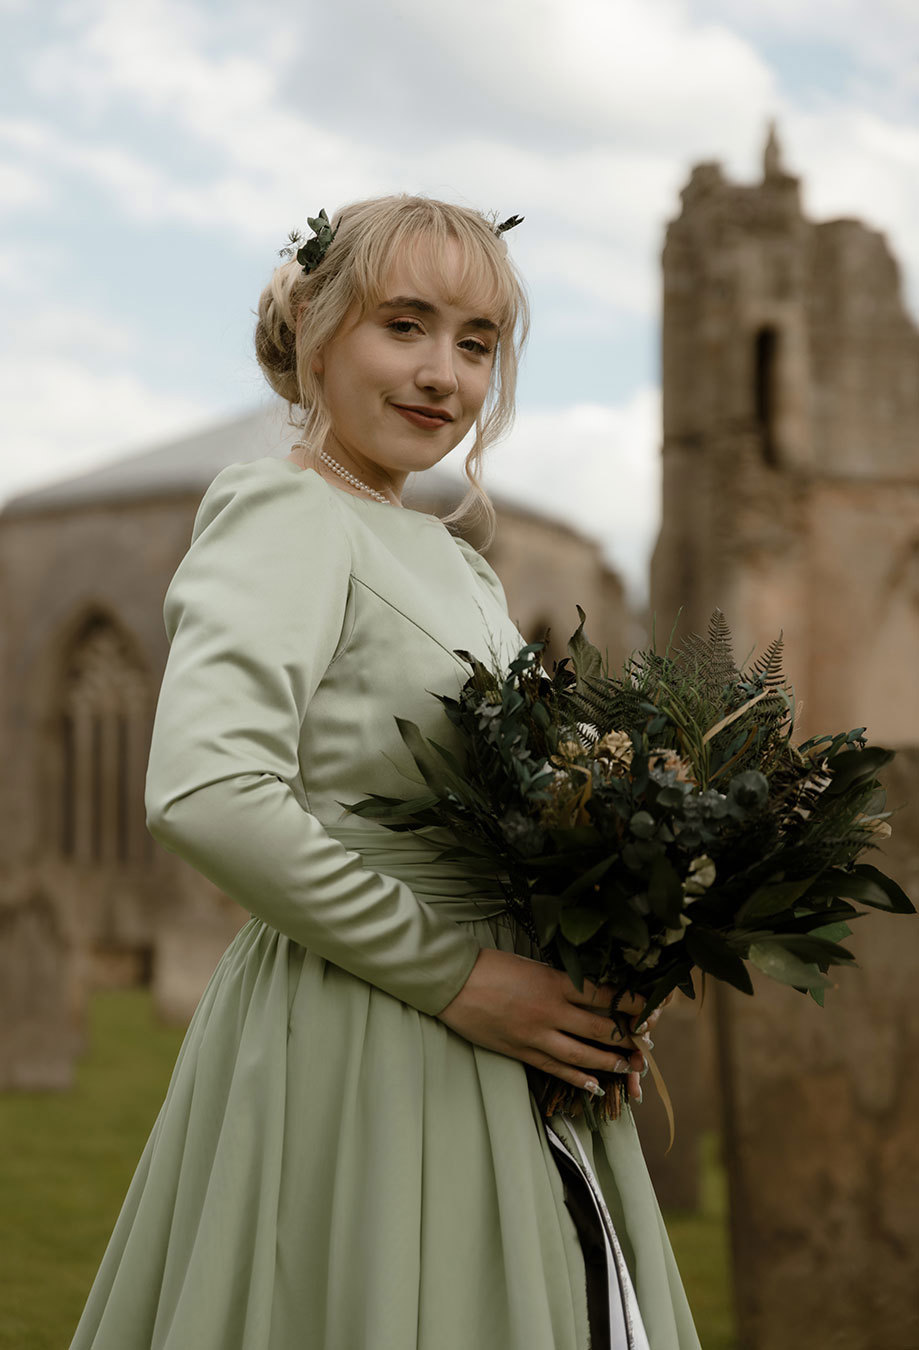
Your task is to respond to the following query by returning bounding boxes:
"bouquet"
[349,610,914,1125]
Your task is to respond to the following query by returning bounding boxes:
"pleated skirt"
[69,916,700,1350]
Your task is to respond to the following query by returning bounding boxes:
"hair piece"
[254,195,530,543]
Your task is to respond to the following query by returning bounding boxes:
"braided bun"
[254,260,309,405]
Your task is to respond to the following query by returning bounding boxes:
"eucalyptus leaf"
[567,606,604,691]
[531,893,562,943]
[748,940,831,990]
[808,920,852,944]
[727,770,770,813]
[559,907,608,944]
[737,876,818,925]
[824,746,894,795]
[685,927,754,994]
[629,811,656,839]
[809,865,915,913]
[767,933,855,966]
[603,908,650,949]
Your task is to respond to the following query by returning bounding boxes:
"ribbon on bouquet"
[641,1046,676,1155]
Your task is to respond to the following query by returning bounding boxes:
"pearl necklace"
[317,449,391,504]
[290,442,392,503]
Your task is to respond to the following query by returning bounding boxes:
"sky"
[2,0,919,598]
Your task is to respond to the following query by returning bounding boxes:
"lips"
[391,404,454,430]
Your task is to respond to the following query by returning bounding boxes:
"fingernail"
[584,1080,605,1098]
[633,1085,643,1104]
[612,1059,631,1074]
[635,1021,649,1034]
[640,1064,649,1079]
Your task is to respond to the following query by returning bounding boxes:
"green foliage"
[278,208,339,275]
[352,608,914,1046]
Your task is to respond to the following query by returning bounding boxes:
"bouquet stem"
[526,1065,630,1125]
[525,1002,647,1128]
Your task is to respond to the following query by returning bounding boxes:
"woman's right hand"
[436,947,653,1098]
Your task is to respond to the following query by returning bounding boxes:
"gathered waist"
[323,820,509,924]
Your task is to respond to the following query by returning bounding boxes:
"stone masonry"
[652,127,919,1347]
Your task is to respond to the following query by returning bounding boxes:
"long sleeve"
[144,461,481,1017]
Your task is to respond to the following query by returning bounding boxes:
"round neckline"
[271,456,445,525]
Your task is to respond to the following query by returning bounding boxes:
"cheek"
[464,365,494,416]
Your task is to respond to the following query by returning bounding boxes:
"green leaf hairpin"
[279,209,338,276]
[495,214,524,235]
[280,207,522,276]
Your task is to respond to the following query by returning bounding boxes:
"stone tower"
[651,130,919,1350]
[651,124,919,746]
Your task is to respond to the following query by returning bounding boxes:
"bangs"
[344,200,521,337]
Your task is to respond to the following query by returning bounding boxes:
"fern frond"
[746,633,786,689]
[706,609,739,687]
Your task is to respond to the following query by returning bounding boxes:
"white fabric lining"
[546,1118,651,1350]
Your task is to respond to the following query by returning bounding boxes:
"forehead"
[371,234,506,326]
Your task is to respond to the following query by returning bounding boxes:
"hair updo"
[254,194,529,536]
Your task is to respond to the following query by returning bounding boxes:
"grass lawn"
[0,990,735,1349]
[666,1133,738,1350]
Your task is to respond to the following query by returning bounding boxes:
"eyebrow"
[378,296,499,334]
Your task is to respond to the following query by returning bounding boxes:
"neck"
[289,442,403,506]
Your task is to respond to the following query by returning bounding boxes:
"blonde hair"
[254,195,529,540]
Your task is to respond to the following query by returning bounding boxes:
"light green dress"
[69,457,700,1350]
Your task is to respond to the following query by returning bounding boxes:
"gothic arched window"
[754,326,780,467]
[56,613,153,866]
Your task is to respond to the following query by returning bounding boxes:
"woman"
[70,196,700,1350]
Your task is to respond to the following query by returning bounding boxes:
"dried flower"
[593,730,634,775]
[858,815,893,839]
[552,738,586,765]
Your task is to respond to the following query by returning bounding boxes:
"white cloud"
[442,388,662,601]
[391,0,778,158]
[24,0,919,329]
[0,159,48,213]
[15,0,777,259]
[697,0,919,79]
[13,303,140,359]
[776,105,919,317]
[0,353,216,503]
[26,0,387,238]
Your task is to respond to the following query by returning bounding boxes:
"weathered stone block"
[0,876,85,1090]
[717,750,919,1350]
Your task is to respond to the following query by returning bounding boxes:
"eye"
[459,336,494,358]
[386,318,423,336]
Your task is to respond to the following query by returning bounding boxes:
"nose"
[415,337,459,396]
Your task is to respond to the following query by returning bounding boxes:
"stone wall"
[716,750,919,1350]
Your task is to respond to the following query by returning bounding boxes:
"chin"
[387,442,455,474]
